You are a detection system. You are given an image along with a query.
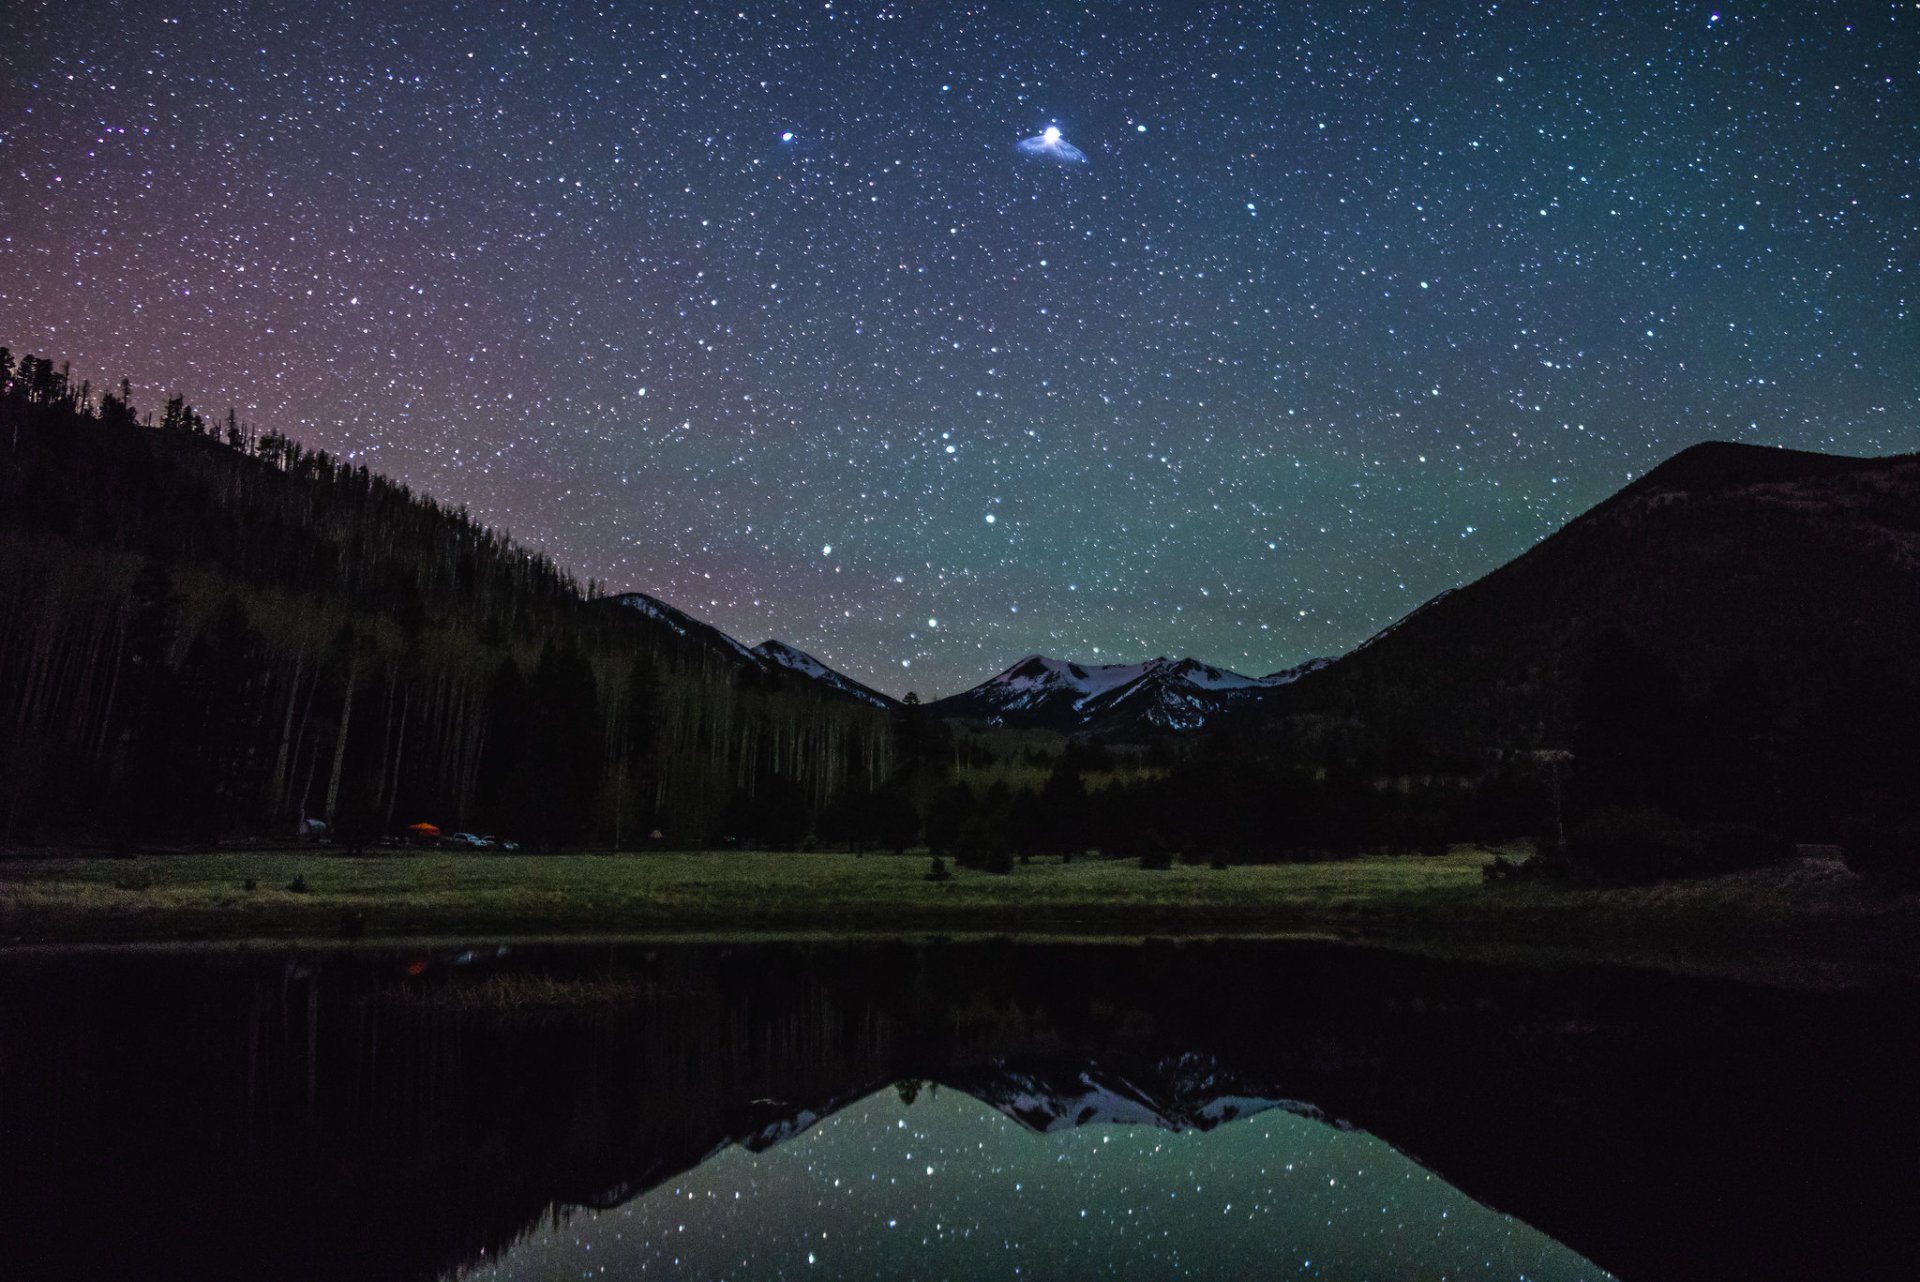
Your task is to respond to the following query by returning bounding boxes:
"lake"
[2,939,1915,1280]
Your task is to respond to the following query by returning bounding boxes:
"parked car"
[480,835,519,851]
[445,832,490,849]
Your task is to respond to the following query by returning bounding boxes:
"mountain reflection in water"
[3,938,1916,1281]
[465,1084,1607,1281]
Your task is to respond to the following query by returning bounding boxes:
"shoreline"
[4,848,1916,988]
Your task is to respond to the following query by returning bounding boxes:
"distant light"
[1136,123,1147,133]
[821,544,832,555]
[984,513,997,524]
[927,617,938,627]
[780,130,795,142]
[1042,126,1061,144]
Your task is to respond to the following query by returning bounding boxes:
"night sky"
[463,1086,1611,1280]
[3,1,1913,697]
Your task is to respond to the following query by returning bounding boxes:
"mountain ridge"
[752,638,897,709]
[606,439,1919,766]
[1262,440,1920,823]
[607,592,900,710]
[927,651,1332,734]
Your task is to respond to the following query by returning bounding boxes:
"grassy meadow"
[4,846,1915,982]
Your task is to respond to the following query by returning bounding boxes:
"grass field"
[4,846,1916,982]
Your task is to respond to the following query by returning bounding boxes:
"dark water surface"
[2,939,1915,1281]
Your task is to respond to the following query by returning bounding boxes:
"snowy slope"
[753,639,897,709]
[607,593,1334,732]
[927,652,1334,734]
[611,592,762,664]
[608,594,896,709]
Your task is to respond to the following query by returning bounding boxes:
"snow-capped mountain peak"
[931,650,1334,734]
[752,639,896,708]
[606,594,896,708]
[611,592,760,663]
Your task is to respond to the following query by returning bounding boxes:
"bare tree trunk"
[297,736,320,822]
[92,597,131,761]
[383,686,411,832]
[268,648,306,819]
[286,659,321,818]
[323,654,361,825]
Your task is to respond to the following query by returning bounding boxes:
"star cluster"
[2,1,1912,695]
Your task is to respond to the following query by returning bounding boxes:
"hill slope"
[1272,441,1920,820]
[0,355,891,845]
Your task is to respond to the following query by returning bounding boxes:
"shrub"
[925,856,952,883]
[1138,831,1172,871]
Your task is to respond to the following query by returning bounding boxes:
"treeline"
[0,349,890,847]
[905,616,1920,886]
[907,731,1555,873]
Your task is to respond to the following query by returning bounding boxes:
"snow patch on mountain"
[1255,655,1335,686]
[612,592,760,663]
[753,639,895,708]
[932,651,1335,733]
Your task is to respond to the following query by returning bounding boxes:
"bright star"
[1017,126,1086,164]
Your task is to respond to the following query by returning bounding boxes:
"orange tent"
[406,822,441,837]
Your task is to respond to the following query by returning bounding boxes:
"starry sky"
[462,1085,1610,1280]
[2,1,1913,697]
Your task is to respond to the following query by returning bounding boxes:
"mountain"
[940,1053,1330,1136]
[1268,441,1920,820]
[928,652,1330,734]
[752,639,897,709]
[608,591,764,666]
[598,1051,1332,1211]
[608,594,896,709]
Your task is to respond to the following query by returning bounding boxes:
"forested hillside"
[0,350,891,847]
[1262,441,1920,838]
